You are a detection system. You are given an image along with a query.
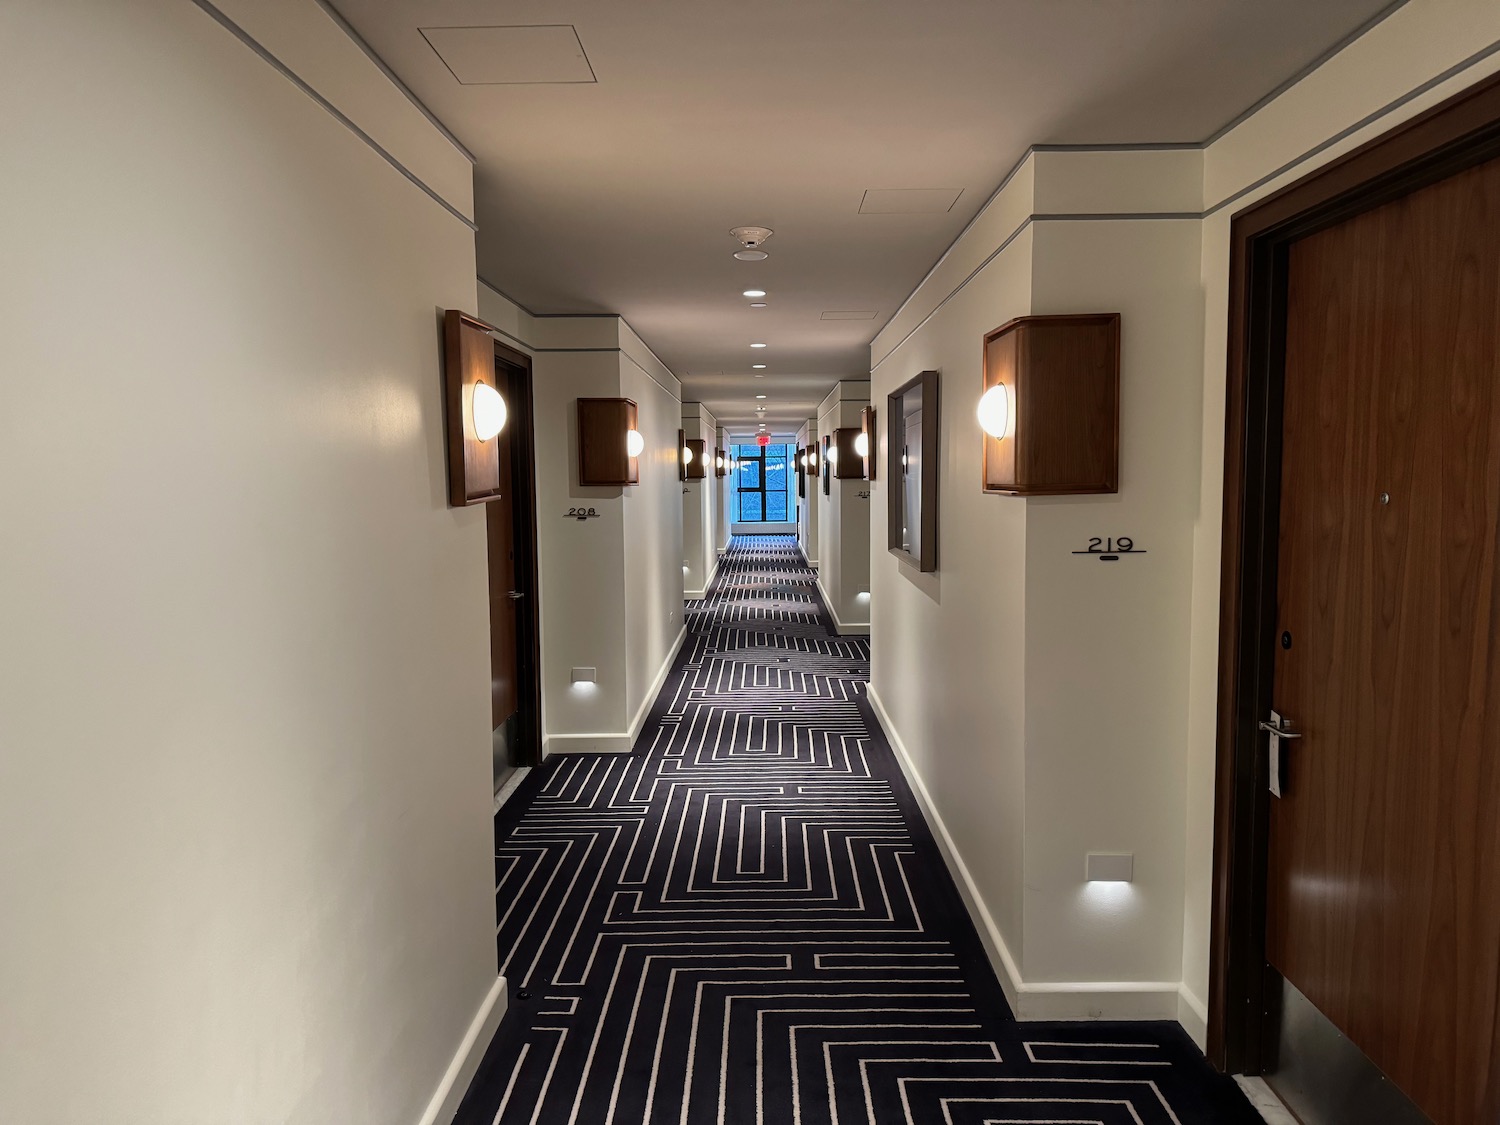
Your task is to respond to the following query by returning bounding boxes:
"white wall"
[682,403,720,596]
[474,289,687,753]
[0,2,498,1122]
[816,385,873,633]
[621,326,689,729]
[796,418,821,566]
[1179,0,1500,1018]
[867,0,1500,1047]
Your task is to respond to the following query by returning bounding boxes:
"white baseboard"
[416,974,507,1125]
[815,575,870,636]
[544,625,687,755]
[866,684,1199,1033]
[685,556,720,599]
[1177,983,1209,1050]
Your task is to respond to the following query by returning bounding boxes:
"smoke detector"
[731,225,773,261]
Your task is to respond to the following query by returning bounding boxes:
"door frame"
[494,340,544,768]
[1209,70,1500,1074]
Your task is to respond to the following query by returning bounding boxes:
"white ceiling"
[331,0,1397,428]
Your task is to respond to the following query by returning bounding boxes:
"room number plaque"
[1072,536,1146,561]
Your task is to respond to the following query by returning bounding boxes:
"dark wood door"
[1268,154,1500,1124]
[486,406,519,733]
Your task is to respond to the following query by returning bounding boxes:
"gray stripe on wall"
[188,0,478,232]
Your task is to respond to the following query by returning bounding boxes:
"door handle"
[507,591,524,600]
[1261,711,1299,798]
[1258,717,1302,739]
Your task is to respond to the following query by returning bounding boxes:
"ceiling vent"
[420,25,595,85]
[858,188,963,214]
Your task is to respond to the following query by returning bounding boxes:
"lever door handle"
[507,591,525,600]
[1258,718,1302,739]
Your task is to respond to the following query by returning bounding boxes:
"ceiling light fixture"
[750,302,767,309]
[752,364,766,369]
[756,395,767,399]
[743,289,766,298]
[750,343,767,349]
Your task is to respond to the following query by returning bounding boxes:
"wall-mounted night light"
[626,428,645,458]
[1085,852,1134,883]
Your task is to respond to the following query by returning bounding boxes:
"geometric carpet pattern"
[455,535,1261,1124]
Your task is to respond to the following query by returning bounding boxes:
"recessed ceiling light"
[752,364,766,369]
[750,302,768,308]
[754,374,765,378]
[735,250,768,261]
[756,395,767,399]
[743,290,766,298]
[750,343,767,348]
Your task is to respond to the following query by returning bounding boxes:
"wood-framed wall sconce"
[443,309,509,506]
[858,406,877,481]
[578,397,642,486]
[714,447,727,477]
[685,438,707,480]
[821,436,831,496]
[831,427,864,480]
[980,313,1120,495]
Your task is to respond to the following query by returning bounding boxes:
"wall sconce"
[981,314,1119,495]
[858,405,876,481]
[678,429,688,481]
[832,427,863,479]
[685,438,707,480]
[578,397,641,486]
[714,448,727,477]
[977,382,1011,440]
[442,308,506,506]
[471,380,508,441]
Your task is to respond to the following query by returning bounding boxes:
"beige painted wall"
[474,289,687,753]
[816,385,873,633]
[682,404,720,596]
[0,2,495,1122]
[795,419,821,566]
[867,0,1500,1046]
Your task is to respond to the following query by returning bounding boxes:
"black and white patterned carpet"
[456,535,1259,1125]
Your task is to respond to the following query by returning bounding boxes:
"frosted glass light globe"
[682,445,694,464]
[853,432,869,458]
[471,381,507,441]
[626,429,645,458]
[977,383,1011,438]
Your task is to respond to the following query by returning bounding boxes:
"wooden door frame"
[494,340,544,768]
[1210,70,1500,1075]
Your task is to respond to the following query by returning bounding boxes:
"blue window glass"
[733,442,794,524]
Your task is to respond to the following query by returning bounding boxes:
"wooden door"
[1268,154,1500,1123]
[486,457,519,733]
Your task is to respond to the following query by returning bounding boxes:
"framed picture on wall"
[888,370,940,572]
